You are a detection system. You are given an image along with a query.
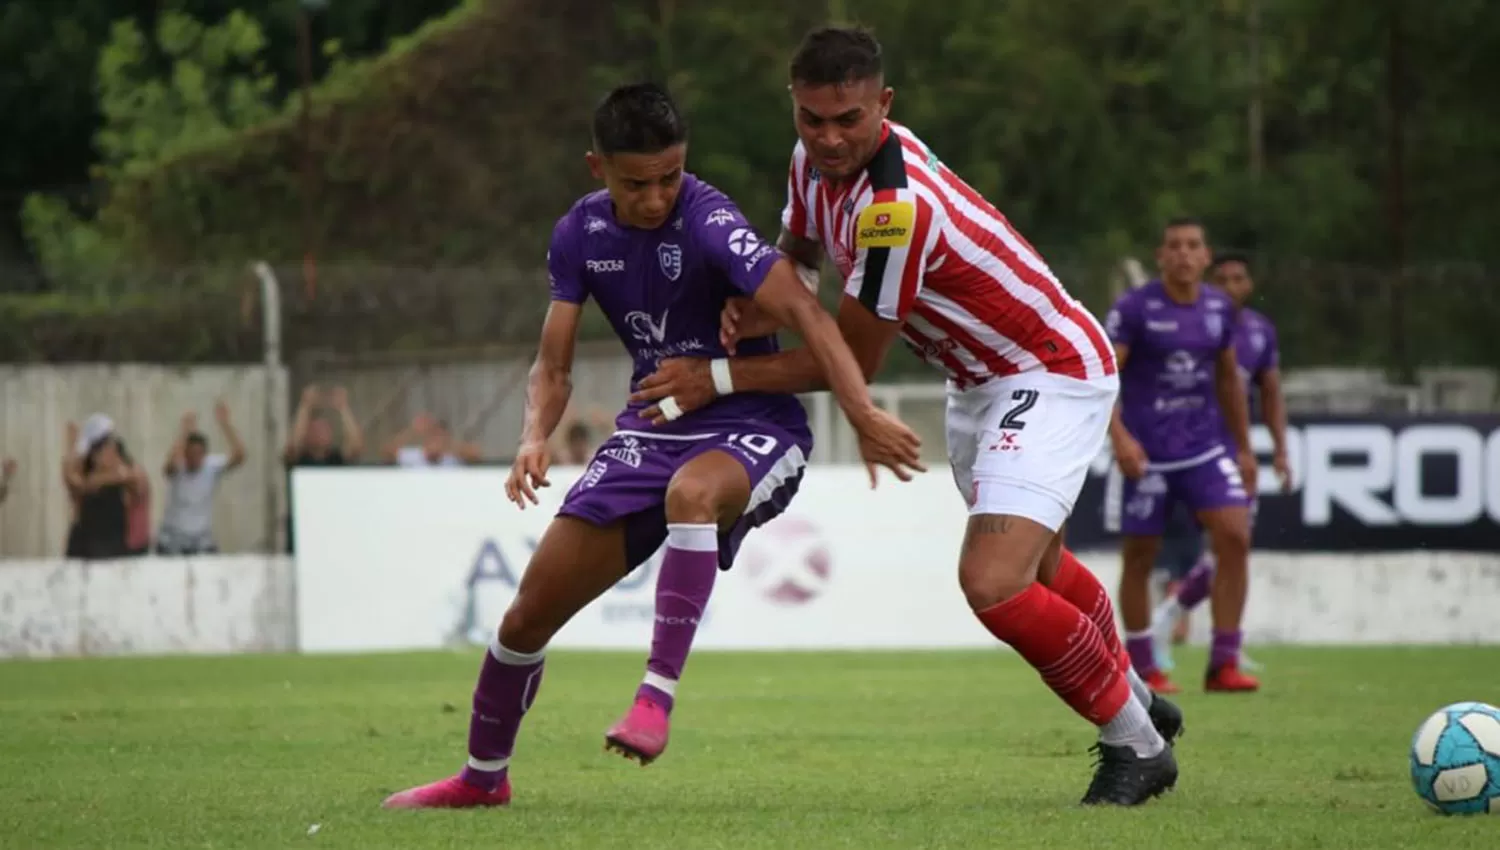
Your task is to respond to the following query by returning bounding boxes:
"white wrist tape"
[710,358,735,396]
[795,263,820,293]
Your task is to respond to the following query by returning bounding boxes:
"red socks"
[1048,548,1125,663]
[975,582,1130,725]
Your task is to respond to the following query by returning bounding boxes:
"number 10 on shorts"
[725,433,778,456]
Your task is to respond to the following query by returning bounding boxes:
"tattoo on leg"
[963,515,1014,554]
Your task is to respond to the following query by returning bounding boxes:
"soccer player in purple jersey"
[382,83,923,810]
[1105,218,1261,695]
[1150,252,1290,671]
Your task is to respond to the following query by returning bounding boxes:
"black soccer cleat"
[1079,742,1178,807]
[1148,693,1185,746]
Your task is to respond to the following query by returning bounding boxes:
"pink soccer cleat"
[604,697,670,765]
[382,774,512,809]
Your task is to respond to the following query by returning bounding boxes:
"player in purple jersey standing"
[383,83,923,810]
[1150,252,1290,671]
[1105,218,1261,695]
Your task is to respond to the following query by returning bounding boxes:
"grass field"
[2,646,1494,848]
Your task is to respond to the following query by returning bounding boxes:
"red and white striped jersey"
[781,121,1116,388]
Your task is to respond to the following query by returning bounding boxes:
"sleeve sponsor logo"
[855,201,915,249]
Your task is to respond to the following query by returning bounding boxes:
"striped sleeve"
[779,144,818,242]
[844,188,939,322]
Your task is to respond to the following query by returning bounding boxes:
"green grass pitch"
[2,647,1494,848]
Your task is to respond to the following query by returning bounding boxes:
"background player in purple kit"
[1105,218,1261,695]
[1151,251,1290,671]
[383,82,923,810]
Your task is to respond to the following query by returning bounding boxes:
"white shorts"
[945,371,1119,531]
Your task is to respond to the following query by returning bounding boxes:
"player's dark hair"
[591,82,688,156]
[790,26,884,86]
[566,421,591,443]
[1209,251,1251,274]
[186,432,208,449]
[1162,216,1208,242]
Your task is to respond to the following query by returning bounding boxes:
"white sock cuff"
[643,671,679,696]
[489,636,546,666]
[467,755,509,772]
[1124,628,1154,641]
[666,522,718,552]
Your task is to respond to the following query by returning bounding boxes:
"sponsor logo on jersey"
[625,309,670,343]
[586,259,625,273]
[704,207,736,227]
[855,201,915,249]
[727,227,762,257]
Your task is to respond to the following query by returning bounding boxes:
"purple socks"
[639,523,719,713]
[1175,555,1216,610]
[459,638,545,791]
[1125,632,1158,677]
[1210,629,1243,670]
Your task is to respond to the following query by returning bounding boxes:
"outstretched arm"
[519,301,582,452]
[737,260,894,410]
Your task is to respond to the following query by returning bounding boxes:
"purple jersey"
[1231,306,1279,416]
[547,174,806,434]
[1105,280,1236,464]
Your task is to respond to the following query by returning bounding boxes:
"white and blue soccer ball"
[1410,701,1500,815]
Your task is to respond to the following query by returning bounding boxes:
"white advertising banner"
[291,466,995,653]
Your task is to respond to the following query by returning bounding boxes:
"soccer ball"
[1410,701,1500,815]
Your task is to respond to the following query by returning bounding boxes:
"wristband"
[795,263,819,292]
[710,357,735,396]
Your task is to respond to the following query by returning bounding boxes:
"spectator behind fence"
[284,385,365,467]
[62,418,148,559]
[283,385,365,553]
[551,407,611,465]
[157,402,246,555]
[0,457,14,506]
[382,413,482,467]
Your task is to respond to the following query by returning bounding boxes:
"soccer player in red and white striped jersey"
[630,26,1181,806]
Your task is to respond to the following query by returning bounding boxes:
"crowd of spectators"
[0,387,613,559]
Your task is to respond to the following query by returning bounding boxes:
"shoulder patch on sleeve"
[855,200,916,249]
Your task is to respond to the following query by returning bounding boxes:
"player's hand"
[1113,434,1149,480]
[720,298,749,354]
[630,358,715,425]
[1272,447,1292,492]
[1237,447,1259,497]
[505,441,552,508]
[1,458,15,480]
[849,406,926,487]
[720,298,780,354]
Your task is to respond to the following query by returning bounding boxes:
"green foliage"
[94,10,277,180]
[20,9,279,294]
[5,0,1499,367]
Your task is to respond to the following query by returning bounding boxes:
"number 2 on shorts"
[999,389,1039,430]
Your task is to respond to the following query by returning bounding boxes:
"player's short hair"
[591,82,688,156]
[1162,216,1209,242]
[186,432,208,449]
[790,25,884,86]
[1209,251,1251,274]
[566,421,591,443]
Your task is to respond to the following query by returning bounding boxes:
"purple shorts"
[557,420,812,570]
[1119,452,1252,537]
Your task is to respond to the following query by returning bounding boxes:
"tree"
[22,10,277,293]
